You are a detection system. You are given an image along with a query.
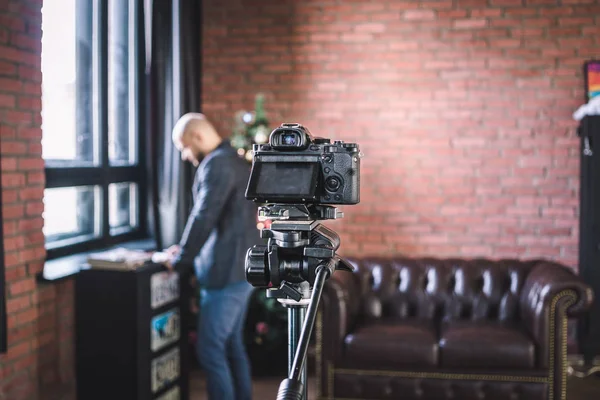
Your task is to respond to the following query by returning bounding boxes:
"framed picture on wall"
[584,60,600,102]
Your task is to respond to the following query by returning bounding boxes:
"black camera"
[245,123,361,205]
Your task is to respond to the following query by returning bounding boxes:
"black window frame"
[43,0,148,261]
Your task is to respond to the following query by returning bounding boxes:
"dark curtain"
[143,0,202,250]
[0,156,6,353]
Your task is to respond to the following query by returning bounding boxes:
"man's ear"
[190,130,203,146]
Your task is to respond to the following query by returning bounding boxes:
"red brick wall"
[203,0,597,269]
[1,1,75,399]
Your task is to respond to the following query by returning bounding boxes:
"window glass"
[108,0,136,165]
[109,182,139,234]
[41,0,95,166]
[43,186,100,246]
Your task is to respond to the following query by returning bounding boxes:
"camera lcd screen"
[247,161,319,200]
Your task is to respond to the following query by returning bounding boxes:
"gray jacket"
[172,140,260,289]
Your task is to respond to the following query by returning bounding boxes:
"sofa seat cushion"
[439,321,535,369]
[342,320,438,369]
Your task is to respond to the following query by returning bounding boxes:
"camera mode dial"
[313,138,330,144]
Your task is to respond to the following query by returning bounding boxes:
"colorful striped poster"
[587,61,600,100]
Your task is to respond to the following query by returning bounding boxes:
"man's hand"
[166,244,180,256]
[152,245,180,272]
[164,245,180,271]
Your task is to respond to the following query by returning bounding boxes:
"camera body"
[245,123,360,205]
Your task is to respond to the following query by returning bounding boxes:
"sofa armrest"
[321,269,361,353]
[316,269,360,398]
[520,261,594,369]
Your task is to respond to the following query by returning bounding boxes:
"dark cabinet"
[577,115,600,365]
[75,263,192,400]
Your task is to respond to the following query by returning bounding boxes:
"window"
[41,0,146,259]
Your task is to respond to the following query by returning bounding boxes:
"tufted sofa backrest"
[344,257,540,326]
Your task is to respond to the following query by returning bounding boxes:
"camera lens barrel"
[245,245,270,287]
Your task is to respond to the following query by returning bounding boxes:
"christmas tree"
[230,93,271,163]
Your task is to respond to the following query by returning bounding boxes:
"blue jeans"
[197,280,254,400]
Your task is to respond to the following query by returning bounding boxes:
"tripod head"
[245,204,353,304]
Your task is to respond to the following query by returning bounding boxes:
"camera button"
[323,155,333,163]
[334,194,342,201]
[324,167,331,174]
[310,145,320,151]
[325,176,341,192]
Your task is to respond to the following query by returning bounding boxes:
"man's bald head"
[172,113,222,166]
[172,113,219,147]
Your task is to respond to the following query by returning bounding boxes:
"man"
[166,112,258,400]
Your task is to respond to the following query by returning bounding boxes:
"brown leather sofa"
[315,256,593,400]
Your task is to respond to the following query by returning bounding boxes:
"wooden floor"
[567,374,600,399]
[190,369,600,400]
[189,369,317,399]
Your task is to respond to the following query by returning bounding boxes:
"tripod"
[245,204,353,400]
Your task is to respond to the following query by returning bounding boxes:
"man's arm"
[171,155,234,268]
